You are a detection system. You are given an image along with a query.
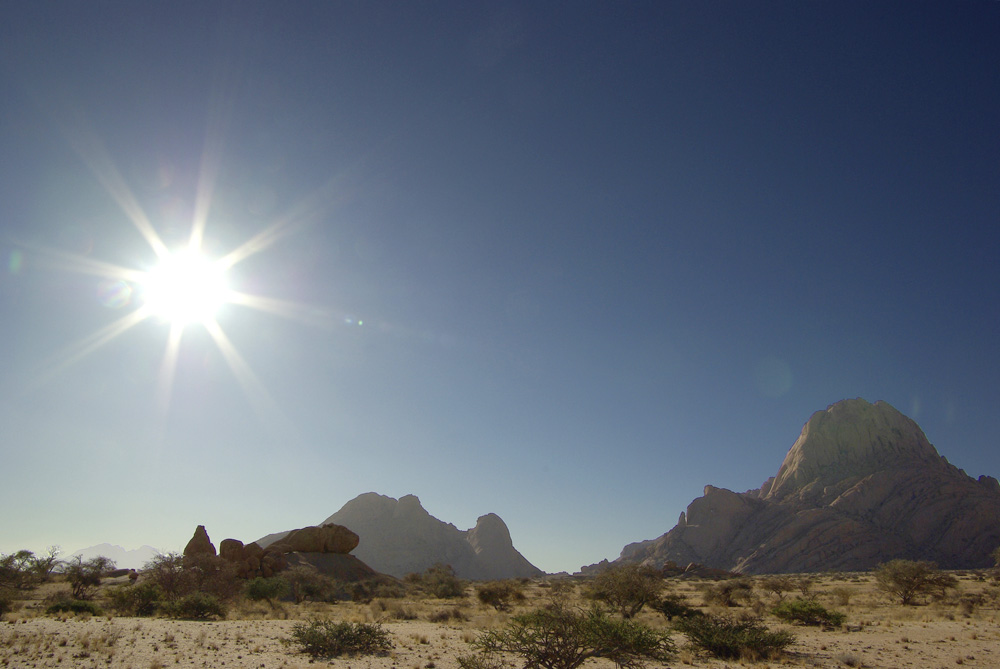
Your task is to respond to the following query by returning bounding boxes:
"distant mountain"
[258,493,543,580]
[586,399,1000,574]
[69,544,161,570]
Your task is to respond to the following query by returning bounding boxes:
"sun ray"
[29,306,152,391]
[154,322,185,419]
[44,100,169,260]
[19,241,147,283]
[225,291,344,330]
[189,51,242,254]
[203,318,283,426]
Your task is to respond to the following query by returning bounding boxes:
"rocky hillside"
[259,493,543,580]
[592,399,1000,574]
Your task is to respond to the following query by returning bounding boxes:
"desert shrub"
[142,553,193,600]
[289,620,392,658]
[107,582,162,616]
[429,607,468,622]
[829,586,854,606]
[461,604,674,669]
[163,592,227,619]
[63,555,114,600]
[184,554,243,600]
[412,563,466,599]
[771,598,845,627]
[992,545,1000,568]
[701,578,754,607]
[246,576,290,608]
[46,599,103,616]
[759,576,794,601]
[586,564,663,619]
[652,593,703,621]
[477,581,526,611]
[874,560,958,605]
[284,566,333,603]
[371,580,406,599]
[0,588,14,616]
[674,613,794,660]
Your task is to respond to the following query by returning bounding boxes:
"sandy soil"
[2,573,998,668]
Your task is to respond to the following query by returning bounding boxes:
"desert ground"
[2,571,999,669]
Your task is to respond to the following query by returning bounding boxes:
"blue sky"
[1,2,998,574]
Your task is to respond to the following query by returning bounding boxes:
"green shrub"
[420,564,466,599]
[107,582,163,616]
[462,604,674,669]
[477,581,525,611]
[701,578,754,607]
[587,564,663,619]
[246,576,290,607]
[163,592,227,619]
[46,599,103,616]
[0,588,14,616]
[652,593,703,621]
[674,613,794,660]
[289,620,392,658]
[771,598,845,627]
[62,555,115,600]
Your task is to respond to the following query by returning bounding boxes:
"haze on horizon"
[1,2,998,575]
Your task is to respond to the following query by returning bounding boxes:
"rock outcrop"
[258,494,543,580]
[183,523,376,581]
[183,525,216,560]
[589,399,1000,574]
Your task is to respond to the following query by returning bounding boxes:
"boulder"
[183,525,216,560]
[280,524,359,554]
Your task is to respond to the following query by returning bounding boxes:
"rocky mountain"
[593,399,1000,574]
[258,493,543,580]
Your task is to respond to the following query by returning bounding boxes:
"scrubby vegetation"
[289,620,392,657]
[460,603,674,669]
[476,580,525,611]
[673,612,795,660]
[771,598,846,626]
[586,564,663,618]
[875,560,958,605]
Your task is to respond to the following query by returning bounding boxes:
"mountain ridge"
[587,398,1000,574]
[259,493,543,580]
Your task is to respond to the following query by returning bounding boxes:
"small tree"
[477,581,525,611]
[142,553,193,600]
[701,578,754,608]
[874,560,957,606]
[0,550,38,589]
[462,603,674,669]
[63,555,114,600]
[246,576,290,609]
[587,564,663,619]
[284,565,332,603]
[418,563,466,598]
[759,576,794,602]
[992,545,1000,568]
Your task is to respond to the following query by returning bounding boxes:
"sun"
[141,248,230,326]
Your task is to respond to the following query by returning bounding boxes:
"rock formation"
[258,493,544,580]
[183,523,377,581]
[589,399,1000,574]
[183,525,216,560]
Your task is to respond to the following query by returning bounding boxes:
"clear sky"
[1,2,998,574]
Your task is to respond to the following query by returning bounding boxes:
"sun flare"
[142,249,229,326]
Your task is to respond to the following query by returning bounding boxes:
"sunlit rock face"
[587,399,1000,574]
[258,493,544,580]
